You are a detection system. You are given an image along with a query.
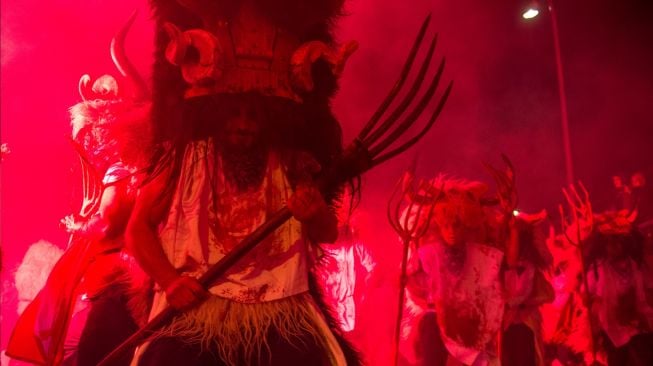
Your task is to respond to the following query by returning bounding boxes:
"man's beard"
[221,144,268,191]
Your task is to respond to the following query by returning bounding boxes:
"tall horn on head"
[111,10,150,101]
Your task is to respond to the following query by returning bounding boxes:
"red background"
[2,0,652,357]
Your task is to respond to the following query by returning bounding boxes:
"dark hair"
[146,0,349,206]
[515,219,552,270]
[584,229,645,267]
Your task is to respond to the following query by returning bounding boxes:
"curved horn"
[111,10,150,101]
[291,40,358,92]
[78,74,92,102]
[92,75,120,98]
[163,23,187,66]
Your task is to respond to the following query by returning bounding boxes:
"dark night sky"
[1,0,652,353]
[334,0,653,216]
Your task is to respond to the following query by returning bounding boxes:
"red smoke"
[1,0,651,358]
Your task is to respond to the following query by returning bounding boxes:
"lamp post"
[523,0,575,185]
[523,7,599,365]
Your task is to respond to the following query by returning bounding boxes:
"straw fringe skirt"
[133,292,346,366]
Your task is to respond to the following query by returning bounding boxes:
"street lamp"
[522,7,540,20]
[523,0,575,185]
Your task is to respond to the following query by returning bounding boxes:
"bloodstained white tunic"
[159,139,309,303]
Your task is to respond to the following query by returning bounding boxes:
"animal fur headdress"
[149,0,356,152]
[428,175,489,229]
[584,209,644,264]
[70,15,152,170]
[594,209,637,235]
[69,76,151,169]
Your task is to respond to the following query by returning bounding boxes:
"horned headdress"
[150,0,356,145]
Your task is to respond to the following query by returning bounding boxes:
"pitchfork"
[99,14,452,365]
[387,171,440,366]
[558,181,599,364]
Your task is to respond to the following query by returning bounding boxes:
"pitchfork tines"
[387,172,441,243]
[356,14,453,168]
